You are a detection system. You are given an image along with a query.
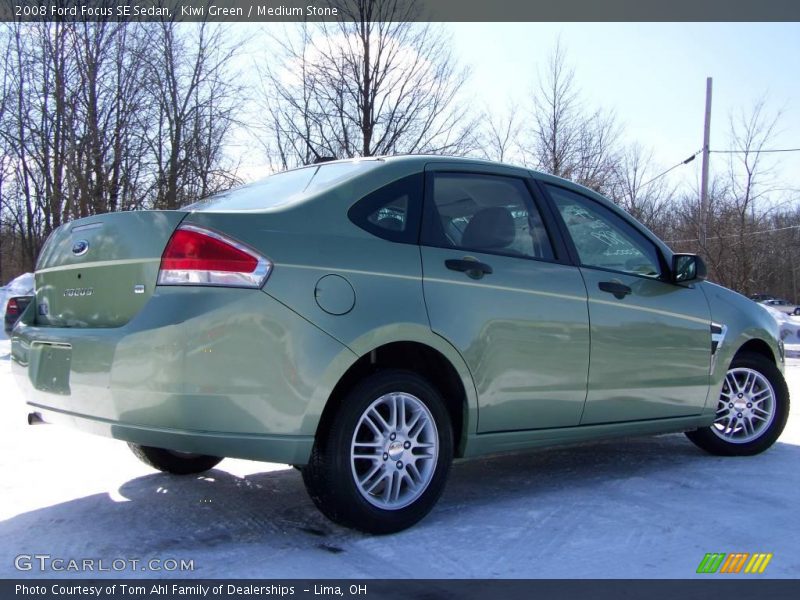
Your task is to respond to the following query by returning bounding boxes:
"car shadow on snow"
[1,433,799,577]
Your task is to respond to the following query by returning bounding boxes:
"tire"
[128,443,223,475]
[685,352,789,456]
[302,370,454,534]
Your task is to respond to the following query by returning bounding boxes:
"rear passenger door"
[420,164,591,433]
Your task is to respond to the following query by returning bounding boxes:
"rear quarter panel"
[182,160,481,440]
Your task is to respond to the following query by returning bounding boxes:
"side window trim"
[525,179,572,265]
[347,173,424,245]
[537,181,670,281]
[421,170,567,265]
[532,179,582,267]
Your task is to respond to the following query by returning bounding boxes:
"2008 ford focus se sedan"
[10,155,790,533]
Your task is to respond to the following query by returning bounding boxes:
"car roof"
[325,154,612,199]
[271,154,614,206]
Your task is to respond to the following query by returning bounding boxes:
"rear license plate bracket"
[30,343,72,395]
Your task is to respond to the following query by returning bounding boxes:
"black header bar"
[2,0,800,23]
[5,579,800,600]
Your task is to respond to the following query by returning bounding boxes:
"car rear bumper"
[10,287,355,464]
[26,404,314,464]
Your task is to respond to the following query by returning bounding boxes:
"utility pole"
[699,77,713,252]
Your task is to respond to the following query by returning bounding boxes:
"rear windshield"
[186,160,381,211]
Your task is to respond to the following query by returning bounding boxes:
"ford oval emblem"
[72,240,90,256]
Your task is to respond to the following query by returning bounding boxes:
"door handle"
[598,281,632,299]
[445,258,493,279]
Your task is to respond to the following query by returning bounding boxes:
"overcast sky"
[238,22,800,199]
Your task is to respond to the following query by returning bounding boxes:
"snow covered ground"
[1,331,798,579]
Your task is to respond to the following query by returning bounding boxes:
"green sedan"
[11,156,789,534]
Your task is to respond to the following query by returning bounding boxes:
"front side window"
[423,173,555,260]
[546,185,662,278]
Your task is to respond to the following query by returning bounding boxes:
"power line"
[668,223,800,245]
[639,148,703,189]
[711,148,800,154]
[636,144,799,191]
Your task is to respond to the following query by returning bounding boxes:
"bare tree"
[759,205,800,301]
[0,21,74,269]
[0,21,243,275]
[479,103,523,164]
[0,27,11,282]
[257,0,474,169]
[523,40,621,193]
[717,101,783,294]
[667,100,789,296]
[725,100,782,221]
[610,143,674,236]
[141,22,243,209]
[67,21,155,217]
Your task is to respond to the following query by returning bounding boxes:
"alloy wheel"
[350,392,439,510]
[713,367,776,443]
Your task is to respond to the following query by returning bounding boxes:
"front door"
[543,183,712,424]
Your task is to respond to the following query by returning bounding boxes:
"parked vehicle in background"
[749,293,775,303]
[2,273,34,336]
[761,305,800,357]
[760,298,800,316]
[10,156,791,533]
[1,273,34,320]
[4,296,33,335]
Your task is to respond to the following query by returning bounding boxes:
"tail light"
[6,298,19,315]
[158,224,272,288]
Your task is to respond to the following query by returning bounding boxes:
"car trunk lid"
[35,210,186,328]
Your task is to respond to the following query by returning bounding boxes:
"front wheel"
[128,443,223,475]
[686,352,789,456]
[302,370,454,534]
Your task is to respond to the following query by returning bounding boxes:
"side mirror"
[672,253,707,283]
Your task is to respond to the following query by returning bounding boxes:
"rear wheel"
[128,443,223,475]
[686,352,789,456]
[302,370,453,534]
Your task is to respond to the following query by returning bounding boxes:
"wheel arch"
[315,339,477,458]
[734,337,776,363]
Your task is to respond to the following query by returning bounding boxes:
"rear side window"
[187,161,381,211]
[422,172,555,261]
[348,174,423,244]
